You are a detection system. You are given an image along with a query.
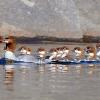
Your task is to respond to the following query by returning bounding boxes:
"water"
[0,44,100,100]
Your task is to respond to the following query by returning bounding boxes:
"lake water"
[0,43,100,100]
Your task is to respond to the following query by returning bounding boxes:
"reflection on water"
[4,65,14,91]
[87,64,96,75]
[0,63,100,100]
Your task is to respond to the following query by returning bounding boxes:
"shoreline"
[15,35,100,44]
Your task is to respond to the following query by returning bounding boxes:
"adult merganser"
[3,36,16,60]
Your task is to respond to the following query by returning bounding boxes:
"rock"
[0,0,99,38]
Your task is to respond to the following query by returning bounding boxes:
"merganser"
[18,46,27,55]
[17,47,34,63]
[84,46,96,60]
[49,48,57,60]
[26,48,32,55]
[56,47,63,60]
[61,46,70,60]
[96,43,100,60]
[3,36,16,60]
[73,47,83,61]
[37,47,46,62]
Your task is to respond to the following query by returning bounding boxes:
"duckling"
[61,46,70,60]
[96,43,100,60]
[37,47,46,62]
[49,48,57,60]
[26,48,32,55]
[18,46,27,55]
[56,47,63,60]
[73,47,83,61]
[84,46,96,60]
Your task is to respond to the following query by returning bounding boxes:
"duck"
[3,36,16,60]
[48,48,57,60]
[56,47,63,60]
[26,48,32,55]
[84,46,96,60]
[17,46,34,62]
[18,46,27,55]
[37,47,46,62]
[72,47,83,61]
[96,43,100,60]
[61,46,70,60]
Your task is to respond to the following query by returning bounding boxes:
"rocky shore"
[0,0,100,43]
[0,0,100,39]
[14,35,100,44]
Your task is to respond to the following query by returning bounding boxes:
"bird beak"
[2,40,9,43]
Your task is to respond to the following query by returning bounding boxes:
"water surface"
[0,44,100,100]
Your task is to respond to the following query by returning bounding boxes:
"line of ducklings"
[36,44,100,62]
[18,43,100,62]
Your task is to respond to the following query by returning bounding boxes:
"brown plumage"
[96,43,100,49]
[4,36,16,52]
[73,47,83,59]
[85,46,96,59]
